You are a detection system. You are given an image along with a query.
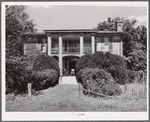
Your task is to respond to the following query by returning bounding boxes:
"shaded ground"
[6,83,147,112]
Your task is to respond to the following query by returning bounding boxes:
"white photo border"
[2,1,149,121]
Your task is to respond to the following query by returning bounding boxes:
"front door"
[63,56,79,76]
[69,61,76,75]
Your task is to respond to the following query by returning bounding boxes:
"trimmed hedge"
[88,51,105,69]
[6,55,60,95]
[76,67,122,96]
[88,51,126,70]
[31,69,59,90]
[32,55,60,76]
[75,54,91,73]
[32,55,60,90]
[76,51,131,85]
[108,66,128,85]
[76,51,126,73]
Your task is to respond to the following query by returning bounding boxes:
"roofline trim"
[97,31,123,34]
[43,29,97,33]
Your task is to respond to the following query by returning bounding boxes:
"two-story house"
[24,22,123,76]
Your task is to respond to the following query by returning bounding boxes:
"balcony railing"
[51,47,91,54]
[84,47,92,54]
[63,47,80,53]
[51,48,59,54]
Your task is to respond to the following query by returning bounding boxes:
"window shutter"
[104,37,109,45]
[97,43,101,51]
[104,37,109,52]
[109,42,113,52]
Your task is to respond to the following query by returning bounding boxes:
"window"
[104,37,109,45]
[113,35,120,41]
[103,36,113,52]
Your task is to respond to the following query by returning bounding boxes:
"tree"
[97,17,124,31]
[126,26,147,71]
[96,17,147,71]
[6,5,37,57]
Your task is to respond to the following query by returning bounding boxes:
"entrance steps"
[59,76,78,85]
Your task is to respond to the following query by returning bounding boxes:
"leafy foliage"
[6,57,30,94]
[31,55,60,90]
[76,67,122,96]
[24,44,45,66]
[127,49,147,71]
[109,66,128,85]
[76,51,134,84]
[96,17,147,71]
[126,70,135,83]
[32,55,60,76]
[75,54,91,73]
[88,51,105,69]
[31,69,59,90]
[5,6,60,95]
[6,5,37,57]
[88,51,126,70]
[6,56,59,94]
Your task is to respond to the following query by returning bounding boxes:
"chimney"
[117,21,123,32]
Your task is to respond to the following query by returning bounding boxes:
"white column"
[47,34,51,56]
[120,40,123,56]
[67,61,69,75]
[59,33,63,77]
[80,33,84,56]
[91,33,95,54]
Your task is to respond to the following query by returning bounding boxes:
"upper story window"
[113,35,120,41]
[104,37,109,45]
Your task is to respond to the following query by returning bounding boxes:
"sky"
[24,2,147,32]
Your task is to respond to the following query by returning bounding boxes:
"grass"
[6,83,147,112]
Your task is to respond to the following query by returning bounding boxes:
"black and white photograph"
[2,1,149,121]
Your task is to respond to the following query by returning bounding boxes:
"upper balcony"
[51,47,91,54]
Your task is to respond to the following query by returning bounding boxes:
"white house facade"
[24,22,123,76]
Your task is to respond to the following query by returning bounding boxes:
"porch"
[51,47,92,54]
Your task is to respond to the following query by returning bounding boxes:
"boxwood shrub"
[76,51,131,85]
[108,66,129,85]
[32,55,60,90]
[88,51,105,69]
[88,51,126,70]
[31,69,59,90]
[32,55,60,76]
[75,54,91,73]
[76,67,122,96]
[6,55,60,95]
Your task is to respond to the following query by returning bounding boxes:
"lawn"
[6,83,147,112]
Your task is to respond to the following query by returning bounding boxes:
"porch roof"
[24,29,123,36]
[43,29,97,34]
[97,31,123,34]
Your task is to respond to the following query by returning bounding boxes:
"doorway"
[63,56,79,76]
[69,61,76,75]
